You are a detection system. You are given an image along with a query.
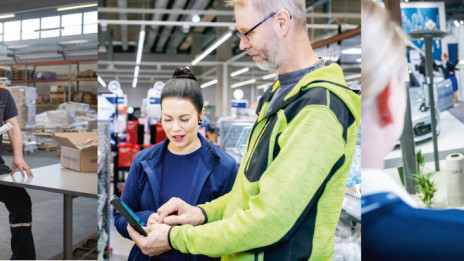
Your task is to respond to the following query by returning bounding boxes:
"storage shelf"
[12,78,72,83]
[12,78,97,84]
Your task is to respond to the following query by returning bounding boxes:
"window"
[83,11,97,34]
[4,21,20,41]
[62,13,82,36]
[22,18,40,40]
[41,16,60,38]
[0,23,3,42]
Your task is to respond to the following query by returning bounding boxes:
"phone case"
[110,195,148,236]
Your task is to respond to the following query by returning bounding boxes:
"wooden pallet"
[37,144,58,152]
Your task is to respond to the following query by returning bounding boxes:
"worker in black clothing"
[0,85,36,260]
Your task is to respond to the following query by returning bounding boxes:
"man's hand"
[127,223,171,256]
[147,212,162,226]
[157,197,205,226]
[11,157,33,177]
[6,117,33,177]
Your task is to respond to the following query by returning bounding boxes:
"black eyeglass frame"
[236,12,277,42]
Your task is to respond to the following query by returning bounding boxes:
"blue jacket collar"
[140,134,220,207]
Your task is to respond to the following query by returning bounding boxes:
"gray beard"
[254,43,283,72]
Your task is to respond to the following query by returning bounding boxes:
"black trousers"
[0,161,36,260]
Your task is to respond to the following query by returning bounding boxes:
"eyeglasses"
[236,12,277,43]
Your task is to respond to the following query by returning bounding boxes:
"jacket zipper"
[245,120,269,172]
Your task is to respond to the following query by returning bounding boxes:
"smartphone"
[110,195,147,236]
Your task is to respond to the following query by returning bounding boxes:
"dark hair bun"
[172,67,197,81]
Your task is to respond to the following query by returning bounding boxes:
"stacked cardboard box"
[8,86,36,129]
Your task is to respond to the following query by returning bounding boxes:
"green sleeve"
[170,106,345,257]
[198,190,232,223]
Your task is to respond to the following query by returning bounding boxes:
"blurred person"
[361,1,464,260]
[126,0,361,260]
[0,85,35,260]
[114,67,238,261]
[442,52,459,105]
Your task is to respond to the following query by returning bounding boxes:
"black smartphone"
[110,195,148,236]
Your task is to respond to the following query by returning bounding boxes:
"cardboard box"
[53,132,98,172]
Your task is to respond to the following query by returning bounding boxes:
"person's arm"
[5,117,33,177]
[169,106,349,257]
[114,152,156,239]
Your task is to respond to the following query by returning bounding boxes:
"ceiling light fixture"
[98,76,107,88]
[57,3,97,11]
[231,79,256,88]
[191,31,233,66]
[132,65,140,88]
[192,14,200,23]
[0,14,15,20]
[231,67,249,77]
[132,27,145,88]
[59,40,89,45]
[262,73,277,80]
[7,45,29,49]
[341,48,361,55]
[200,79,218,88]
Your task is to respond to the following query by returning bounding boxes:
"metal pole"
[400,91,418,193]
[408,30,446,172]
[63,194,73,260]
[423,35,440,171]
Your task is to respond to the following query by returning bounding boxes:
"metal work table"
[0,164,97,260]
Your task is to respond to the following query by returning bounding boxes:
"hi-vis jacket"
[169,61,361,261]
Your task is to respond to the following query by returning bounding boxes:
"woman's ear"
[198,108,206,124]
[377,82,393,126]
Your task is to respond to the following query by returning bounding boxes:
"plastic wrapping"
[333,212,361,261]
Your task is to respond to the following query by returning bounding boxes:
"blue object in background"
[401,7,442,61]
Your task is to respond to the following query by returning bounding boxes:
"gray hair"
[226,0,306,28]
[361,0,407,103]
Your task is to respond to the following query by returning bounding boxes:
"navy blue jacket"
[114,134,238,261]
[362,193,464,261]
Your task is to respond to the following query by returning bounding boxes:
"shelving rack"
[0,59,97,103]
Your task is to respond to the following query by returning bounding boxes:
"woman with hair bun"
[114,67,238,261]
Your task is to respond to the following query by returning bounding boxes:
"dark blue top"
[0,87,18,167]
[160,148,201,207]
[362,193,464,261]
[114,134,238,261]
[0,88,19,122]
[446,60,456,76]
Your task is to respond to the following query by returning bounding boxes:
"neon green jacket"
[169,61,361,260]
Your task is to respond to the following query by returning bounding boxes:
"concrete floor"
[0,151,97,260]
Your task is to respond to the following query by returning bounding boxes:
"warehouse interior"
[0,0,98,259]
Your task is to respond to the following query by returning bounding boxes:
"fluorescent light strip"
[192,31,233,66]
[231,79,256,88]
[341,48,361,55]
[200,79,218,88]
[230,67,249,77]
[132,28,145,88]
[57,3,98,11]
[98,76,107,88]
[132,65,140,88]
[0,14,15,20]
[136,30,145,64]
[262,73,277,80]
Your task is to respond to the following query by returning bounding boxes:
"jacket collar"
[141,134,220,207]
